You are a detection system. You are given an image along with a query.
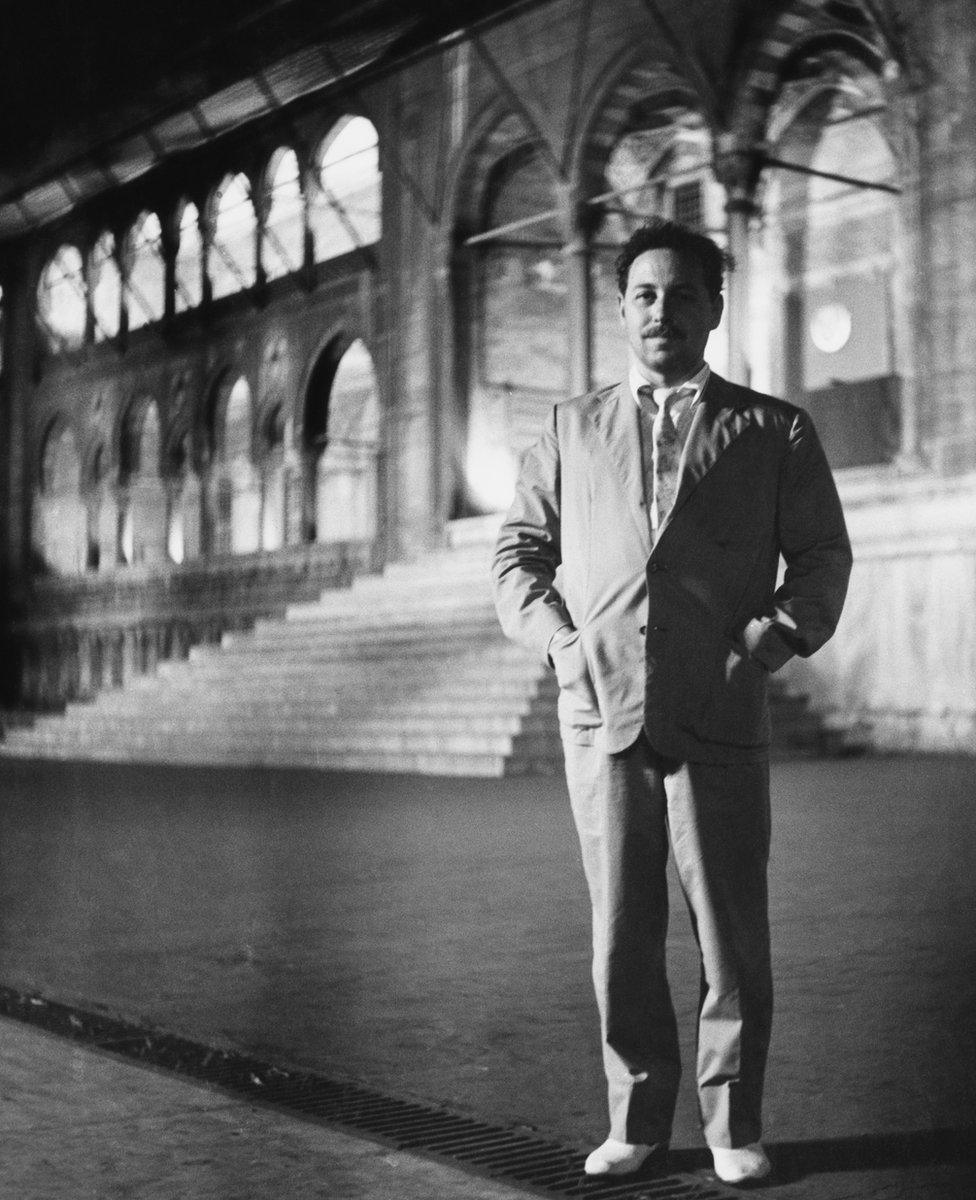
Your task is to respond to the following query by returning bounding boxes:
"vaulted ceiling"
[0,0,900,242]
[0,0,562,240]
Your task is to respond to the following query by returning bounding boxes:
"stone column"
[713,135,763,388]
[558,182,592,396]
[122,627,138,684]
[161,209,178,324]
[0,248,35,579]
[77,632,93,698]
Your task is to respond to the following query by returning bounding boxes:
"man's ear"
[709,292,724,330]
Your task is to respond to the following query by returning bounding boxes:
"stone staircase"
[0,519,839,775]
[0,521,560,776]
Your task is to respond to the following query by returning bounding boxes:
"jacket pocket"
[551,629,601,728]
[693,638,770,748]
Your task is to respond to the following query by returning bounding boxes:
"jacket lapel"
[586,382,652,559]
[658,373,755,538]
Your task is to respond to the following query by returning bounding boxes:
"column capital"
[554,179,590,244]
[712,133,764,214]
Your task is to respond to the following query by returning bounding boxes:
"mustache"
[643,324,683,338]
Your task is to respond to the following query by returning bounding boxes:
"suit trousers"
[562,729,773,1149]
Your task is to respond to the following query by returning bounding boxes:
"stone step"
[196,648,519,671]
[217,620,508,654]
[22,709,555,738]
[68,690,553,719]
[74,682,555,714]
[0,738,513,777]
[167,670,543,697]
[255,604,499,633]
[265,594,500,624]
[304,562,492,591]
[3,724,560,760]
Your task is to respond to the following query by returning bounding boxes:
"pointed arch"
[729,0,889,154]
[126,211,166,329]
[117,398,167,565]
[451,108,569,514]
[82,439,113,572]
[175,199,204,312]
[34,418,86,574]
[90,231,121,340]
[205,371,260,555]
[573,53,706,216]
[310,115,381,261]
[303,336,381,544]
[209,173,257,299]
[261,146,306,280]
[37,244,87,351]
[753,50,903,467]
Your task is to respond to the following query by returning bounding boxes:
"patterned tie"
[638,385,693,536]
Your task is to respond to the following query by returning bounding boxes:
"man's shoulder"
[557,382,621,412]
[548,383,624,433]
[707,373,805,425]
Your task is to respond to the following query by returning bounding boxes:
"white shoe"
[583,1137,663,1177]
[710,1142,772,1184]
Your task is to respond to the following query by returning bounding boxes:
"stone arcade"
[0,0,974,764]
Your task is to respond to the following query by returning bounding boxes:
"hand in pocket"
[550,627,600,715]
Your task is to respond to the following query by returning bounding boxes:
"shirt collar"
[630,361,710,407]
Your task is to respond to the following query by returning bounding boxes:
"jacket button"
[639,625,646,635]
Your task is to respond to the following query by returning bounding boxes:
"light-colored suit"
[492,372,852,760]
[491,370,852,1148]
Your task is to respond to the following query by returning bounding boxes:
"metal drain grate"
[0,985,734,1199]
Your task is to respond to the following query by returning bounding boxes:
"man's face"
[618,247,724,386]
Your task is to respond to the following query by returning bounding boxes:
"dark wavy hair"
[614,216,733,300]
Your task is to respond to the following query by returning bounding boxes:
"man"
[491,217,851,1186]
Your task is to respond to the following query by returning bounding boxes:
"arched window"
[224,376,252,462]
[41,424,82,493]
[86,442,115,572]
[208,374,260,555]
[34,422,86,573]
[118,401,167,565]
[175,201,203,312]
[37,245,87,351]
[126,212,166,330]
[757,71,900,468]
[90,232,122,341]
[262,148,305,280]
[304,338,381,544]
[210,174,257,299]
[258,403,289,552]
[481,145,567,398]
[165,429,201,565]
[590,106,722,385]
[459,138,565,513]
[311,116,381,261]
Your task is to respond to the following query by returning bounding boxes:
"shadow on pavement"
[667,1127,976,1184]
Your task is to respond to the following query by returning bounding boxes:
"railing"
[1,540,378,713]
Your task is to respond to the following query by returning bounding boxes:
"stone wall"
[783,472,976,752]
[2,540,375,712]
[2,0,976,750]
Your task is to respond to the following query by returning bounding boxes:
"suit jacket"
[491,371,853,763]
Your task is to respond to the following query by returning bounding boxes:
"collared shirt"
[629,361,711,426]
[631,361,710,536]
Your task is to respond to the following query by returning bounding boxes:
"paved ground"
[0,1018,532,1200]
[0,754,974,1198]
